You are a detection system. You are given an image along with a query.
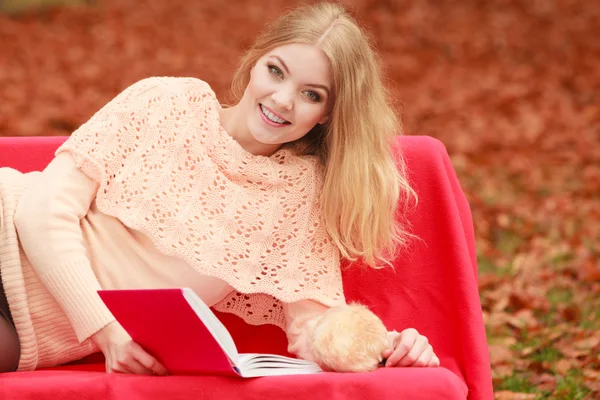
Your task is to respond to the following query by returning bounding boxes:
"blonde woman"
[0,2,439,374]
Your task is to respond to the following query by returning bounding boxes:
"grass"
[495,370,592,400]
[479,249,598,398]
[548,251,574,267]
[530,346,562,364]
[512,330,540,351]
[546,287,573,306]
[579,305,600,330]
[478,251,513,276]
[496,371,538,394]
[553,372,591,400]
[494,327,595,399]
[493,229,523,257]
[536,370,592,400]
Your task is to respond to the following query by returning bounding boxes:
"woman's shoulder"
[124,76,218,103]
[108,77,221,121]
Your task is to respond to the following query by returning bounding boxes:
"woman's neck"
[218,104,282,157]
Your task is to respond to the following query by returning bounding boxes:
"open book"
[97,288,322,377]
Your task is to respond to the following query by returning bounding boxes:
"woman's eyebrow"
[305,83,330,96]
[270,55,331,96]
[271,55,291,75]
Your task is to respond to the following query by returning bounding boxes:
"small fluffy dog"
[306,303,392,372]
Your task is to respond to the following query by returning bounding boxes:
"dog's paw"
[307,303,390,372]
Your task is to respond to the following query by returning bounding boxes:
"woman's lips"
[259,103,290,127]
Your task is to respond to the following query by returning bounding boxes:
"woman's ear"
[318,115,329,125]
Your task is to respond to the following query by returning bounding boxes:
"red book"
[98,288,322,377]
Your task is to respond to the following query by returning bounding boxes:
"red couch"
[0,135,494,399]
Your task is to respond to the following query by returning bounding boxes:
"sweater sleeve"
[14,152,116,343]
[282,299,330,361]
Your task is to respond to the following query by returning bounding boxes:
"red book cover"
[98,288,239,376]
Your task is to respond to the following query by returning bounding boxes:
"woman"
[0,2,439,374]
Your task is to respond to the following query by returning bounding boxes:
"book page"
[238,353,320,366]
[182,288,239,364]
[240,367,322,378]
[237,353,322,377]
[237,357,322,377]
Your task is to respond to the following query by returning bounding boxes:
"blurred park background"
[1,0,599,398]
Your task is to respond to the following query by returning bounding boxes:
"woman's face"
[240,43,333,146]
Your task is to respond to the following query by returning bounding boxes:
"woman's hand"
[382,328,440,368]
[91,321,169,375]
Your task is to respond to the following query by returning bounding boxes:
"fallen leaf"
[580,258,600,282]
[528,373,557,392]
[582,380,600,393]
[573,337,600,351]
[546,324,569,342]
[560,304,581,322]
[582,368,600,381]
[557,346,589,360]
[506,309,539,330]
[495,336,518,347]
[520,346,537,357]
[487,312,512,330]
[492,295,510,313]
[492,365,514,380]
[489,344,514,366]
[494,391,536,400]
[553,359,573,376]
[508,291,531,311]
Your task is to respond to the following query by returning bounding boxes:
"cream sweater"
[1,157,326,370]
[0,77,344,371]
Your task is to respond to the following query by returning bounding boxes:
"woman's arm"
[14,153,168,375]
[14,152,114,342]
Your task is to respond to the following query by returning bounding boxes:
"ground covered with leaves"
[1,0,599,398]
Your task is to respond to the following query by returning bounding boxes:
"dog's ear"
[307,304,389,372]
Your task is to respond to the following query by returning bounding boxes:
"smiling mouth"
[260,104,291,125]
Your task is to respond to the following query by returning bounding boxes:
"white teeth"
[261,104,288,124]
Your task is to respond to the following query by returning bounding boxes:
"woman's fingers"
[385,328,417,367]
[105,342,166,375]
[108,354,153,375]
[383,328,440,368]
[122,360,154,375]
[383,330,400,359]
[428,355,440,367]
[411,344,434,367]
[397,334,428,367]
[132,342,169,376]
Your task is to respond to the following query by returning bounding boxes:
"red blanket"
[0,135,493,399]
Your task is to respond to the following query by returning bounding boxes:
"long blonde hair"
[230,2,417,268]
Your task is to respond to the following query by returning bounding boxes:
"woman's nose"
[271,89,293,111]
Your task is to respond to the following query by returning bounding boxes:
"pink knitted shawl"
[55,77,346,329]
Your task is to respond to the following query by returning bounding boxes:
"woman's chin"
[248,129,280,146]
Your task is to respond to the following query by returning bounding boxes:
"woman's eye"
[305,91,321,102]
[268,65,283,78]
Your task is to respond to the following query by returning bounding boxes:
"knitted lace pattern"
[55,77,346,329]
